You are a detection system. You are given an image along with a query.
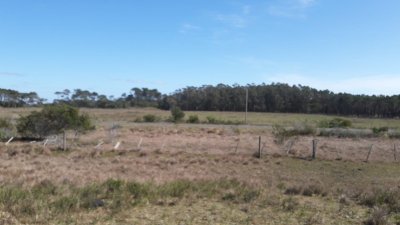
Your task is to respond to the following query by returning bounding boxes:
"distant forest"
[1,83,400,118]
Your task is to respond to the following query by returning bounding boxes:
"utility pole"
[245,88,248,124]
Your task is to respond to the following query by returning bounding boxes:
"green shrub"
[318,118,352,128]
[0,118,12,129]
[273,122,316,144]
[187,115,199,123]
[372,127,389,135]
[143,114,157,122]
[205,116,242,125]
[206,116,217,124]
[17,105,94,138]
[170,107,185,122]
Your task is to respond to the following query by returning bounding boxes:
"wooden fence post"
[394,144,397,162]
[312,139,318,159]
[5,137,14,146]
[365,144,374,163]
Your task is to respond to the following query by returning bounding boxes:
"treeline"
[161,83,400,118]
[53,88,161,108]
[0,88,43,107]
[1,83,400,118]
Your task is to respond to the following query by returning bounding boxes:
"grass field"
[0,107,400,224]
[2,106,400,128]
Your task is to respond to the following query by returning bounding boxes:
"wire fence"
[2,126,399,163]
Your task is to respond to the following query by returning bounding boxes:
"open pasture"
[0,107,399,224]
[3,107,400,129]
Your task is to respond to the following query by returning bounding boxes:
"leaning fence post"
[114,141,121,150]
[365,144,374,163]
[63,130,67,151]
[137,138,143,149]
[235,140,240,154]
[258,136,262,158]
[5,137,14,146]
[312,139,318,159]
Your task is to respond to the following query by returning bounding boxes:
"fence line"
[2,133,399,163]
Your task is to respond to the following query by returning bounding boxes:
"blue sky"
[1,0,400,100]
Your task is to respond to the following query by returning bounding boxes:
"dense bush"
[143,114,157,122]
[187,115,199,123]
[17,105,94,138]
[170,107,185,122]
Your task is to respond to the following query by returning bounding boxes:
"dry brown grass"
[1,107,400,224]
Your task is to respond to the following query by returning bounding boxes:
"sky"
[1,0,400,100]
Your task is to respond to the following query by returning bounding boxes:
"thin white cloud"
[267,0,317,18]
[179,23,201,34]
[216,14,247,28]
[0,72,24,77]
[213,3,253,29]
[266,74,400,95]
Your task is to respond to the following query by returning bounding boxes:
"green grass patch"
[0,178,260,222]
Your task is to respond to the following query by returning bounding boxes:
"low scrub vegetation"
[318,118,352,128]
[142,114,158,122]
[16,105,94,138]
[357,188,400,214]
[284,183,327,197]
[0,118,14,140]
[273,122,316,144]
[206,116,242,125]
[187,114,200,123]
[318,128,374,138]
